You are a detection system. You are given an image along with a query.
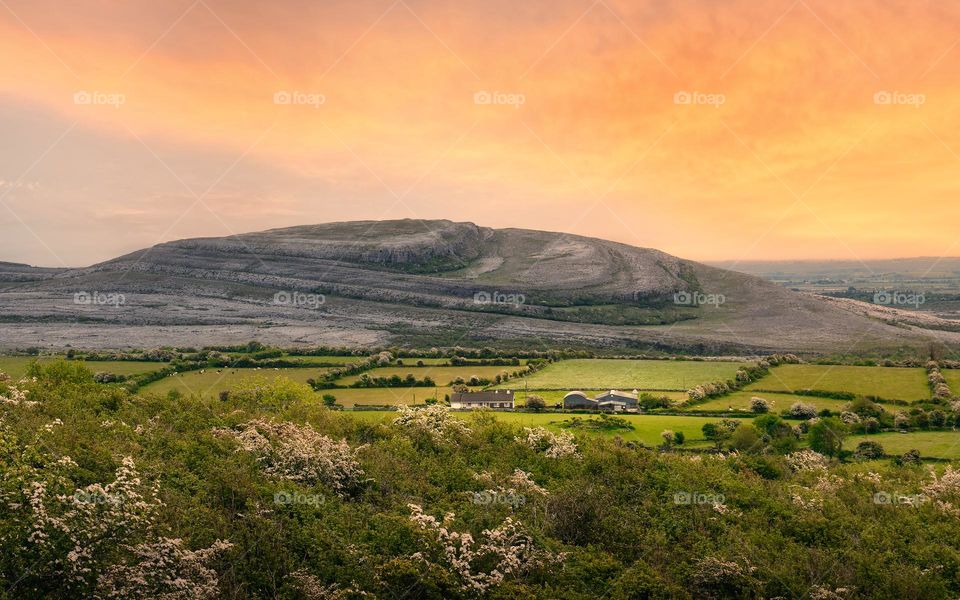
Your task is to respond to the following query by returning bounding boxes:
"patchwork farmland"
[2,351,958,460]
[744,364,929,401]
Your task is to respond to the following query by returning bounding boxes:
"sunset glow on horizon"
[2,0,960,267]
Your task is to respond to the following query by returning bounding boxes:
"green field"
[276,355,366,365]
[495,359,750,391]
[142,368,333,397]
[745,364,929,401]
[690,391,862,414]
[943,369,960,393]
[347,410,746,446]
[392,358,528,366]
[0,357,167,379]
[334,365,524,386]
[319,386,475,406]
[846,431,960,460]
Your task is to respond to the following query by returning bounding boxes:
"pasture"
[0,357,166,379]
[495,359,750,391]
[142,367,333,397]
[318,386,469,406]
[745,364,929,401]
[689,391,863,414]
[846,431,960,460]
[943,369,960,393]
[347,410,747,447]
[275,355,366,365]
[334,365,523,386]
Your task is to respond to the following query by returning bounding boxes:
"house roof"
[451,390,515,403]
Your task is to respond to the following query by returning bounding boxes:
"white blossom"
[216,419,365,495]
[785,449,828,472]
[407,504,561,593]
[515,427,579,458]
[393,405,472,443]
[96,537,233,599]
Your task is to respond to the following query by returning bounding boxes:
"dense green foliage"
[2,363,960,598]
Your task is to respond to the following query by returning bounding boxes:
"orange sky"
[1,0,959,267]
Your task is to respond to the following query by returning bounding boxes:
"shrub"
[393,405,472,443]
[639,393,671,410]
[408,504,561,593]
[854,441,885,460]
[690,556,758,599]
[896,449,922,466]
[728,424,762,453]
[216,420,366,494]
[749,397,770,413]
[516,427,579,458]
[785,449,828,472]
[97,538,233,599]
[702,420,739,449]
[788,402,818,420]
[525,395,546,411]
[808,417,848,457]
[660,430,676,447]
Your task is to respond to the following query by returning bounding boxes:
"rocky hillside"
[0,219,958,354]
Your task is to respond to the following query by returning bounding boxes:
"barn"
[562,391,597,410]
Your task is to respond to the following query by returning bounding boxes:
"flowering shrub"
[750,397,770,413]
[471,469,548,508]
[286,570,371,599]
[393,404,471,443]
[217,419,365,495]
[10,452,233,598]
[785,449,828,472]
[408,504,561,593]
[97,537,233,599]
[0,375,35,406]
[691,556,757,599]
[839,411,861,424]
[922,466,960,498]
[894,412,911,430]
[810,585,853,599]
[515,427,579,458]
[24,457,162,586]
[788,402,818,419]
[790,474,843,510]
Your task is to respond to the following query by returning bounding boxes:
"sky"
[1,0,959,267]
